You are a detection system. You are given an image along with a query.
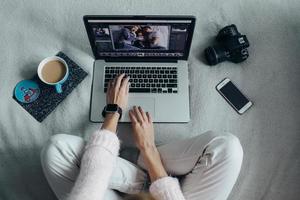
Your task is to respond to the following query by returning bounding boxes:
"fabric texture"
[150,177,185,200]
[67,129,185,200]
[1,0,300,200]
[66,129,120,200]
[41,131,243,200]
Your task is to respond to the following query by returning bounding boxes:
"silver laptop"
[83,15,196,122]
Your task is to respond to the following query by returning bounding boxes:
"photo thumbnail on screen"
[93,27,110,40]
[92,27,114,51]
[110,25,170,51]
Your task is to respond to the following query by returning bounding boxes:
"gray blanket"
[0,0,299,199]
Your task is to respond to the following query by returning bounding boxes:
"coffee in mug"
[41,60,67,83]
[38,56,69,93]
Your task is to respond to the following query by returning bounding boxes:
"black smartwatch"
[102,104,122,120]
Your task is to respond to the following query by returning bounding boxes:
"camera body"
[205,24,250,65]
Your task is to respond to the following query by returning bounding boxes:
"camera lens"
[205,47,218,65]
[204,46,228,65]
[216,24,239,42]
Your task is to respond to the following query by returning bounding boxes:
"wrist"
[105,112,120,119]
[101,113,120,133]
[108,103,124,110]
[141,146,168,182]
[139,143,157,154]
[141,145,160,161]
[102,104,122,120]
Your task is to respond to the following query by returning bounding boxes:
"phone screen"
[219,81,249,110]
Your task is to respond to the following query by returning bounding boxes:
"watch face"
[106,104,118,112]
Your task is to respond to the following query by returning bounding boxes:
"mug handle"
[55,84,63,93]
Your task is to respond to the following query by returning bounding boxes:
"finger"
[107,79,112,92]
[134,106,144,122]
[109,80,115,94]
[126,82,130,94]
[111,78,115,86]
[146,112,153,123]
[106,80,113,100]
[129,110,138,123]
[138,106,147,122]
[115,73,125,90]
[120,76,130,92]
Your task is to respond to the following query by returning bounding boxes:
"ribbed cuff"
[150,177,183,198]
[86,129,120,155]
[150,176,178,191]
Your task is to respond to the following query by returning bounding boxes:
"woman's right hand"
[129,106,155,151]
[106,73,130,110]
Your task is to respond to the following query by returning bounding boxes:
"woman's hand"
[101,73,129,133]
[106,73,130,110]
[129,106,155,151]
[129,106,168,182]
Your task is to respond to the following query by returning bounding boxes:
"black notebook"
[13,52,88,122]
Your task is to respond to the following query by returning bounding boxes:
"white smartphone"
[216,78,253,114]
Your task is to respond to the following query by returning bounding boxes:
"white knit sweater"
[67,129,185,200]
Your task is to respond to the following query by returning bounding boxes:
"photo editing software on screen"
[88,19,193,58]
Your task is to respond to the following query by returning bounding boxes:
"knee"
[224,133,243,158]
[48,134,72,144]
[217,133,243,165]
[207,132,243,167]
[40,134,72,168]
[41,134,70,154]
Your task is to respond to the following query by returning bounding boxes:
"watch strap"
[102,104,122,120]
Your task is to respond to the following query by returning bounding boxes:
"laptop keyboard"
[104,66,178,93]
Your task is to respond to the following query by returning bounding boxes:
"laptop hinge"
[104,58,178,63]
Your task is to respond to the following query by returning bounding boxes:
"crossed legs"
[41,131,243,200]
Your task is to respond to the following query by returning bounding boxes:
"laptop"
[83,15,196,122]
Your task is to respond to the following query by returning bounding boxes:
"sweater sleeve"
[149,177,186,200]
[67,129,120,200]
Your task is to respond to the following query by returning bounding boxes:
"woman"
[41,74,243,200]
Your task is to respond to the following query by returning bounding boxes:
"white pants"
[41,131,243,200]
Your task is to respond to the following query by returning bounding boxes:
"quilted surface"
[0,0,299,199]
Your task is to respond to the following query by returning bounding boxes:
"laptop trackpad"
[125,97,155,119]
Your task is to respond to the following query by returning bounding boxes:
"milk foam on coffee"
[41,60,66,83]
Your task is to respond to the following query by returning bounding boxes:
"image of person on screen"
[112,25,169,50]
[132,29,145,49]
[94,28,110,40]
[115,25,140,50]
[142,26,166,50]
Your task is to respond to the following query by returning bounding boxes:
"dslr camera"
[205,24,250,65]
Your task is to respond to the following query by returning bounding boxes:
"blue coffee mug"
[37,56,69,94]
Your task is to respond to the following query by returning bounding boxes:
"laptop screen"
[84,16,195,60]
